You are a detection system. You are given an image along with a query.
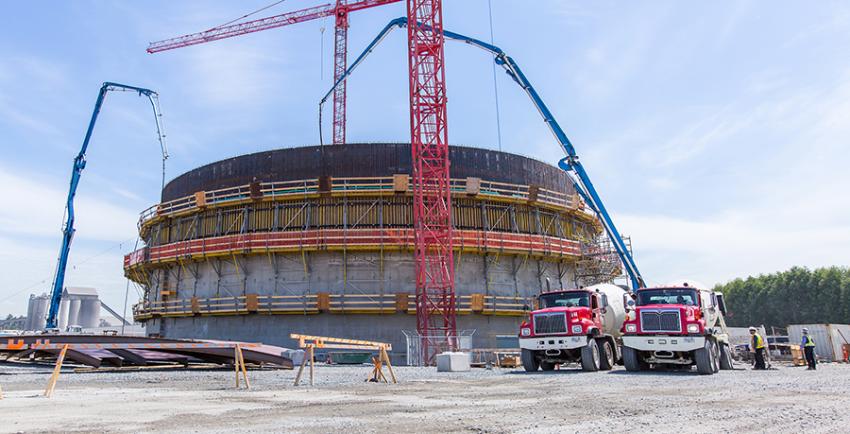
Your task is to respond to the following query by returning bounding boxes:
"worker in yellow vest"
[749,327,767,370]
[801,328,817,370]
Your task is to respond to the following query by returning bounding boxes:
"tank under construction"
[124,143,621,361]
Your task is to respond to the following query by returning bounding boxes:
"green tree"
[714,266,850,328]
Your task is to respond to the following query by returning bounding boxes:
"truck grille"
[533,312,567,335]
[640,310,681,333]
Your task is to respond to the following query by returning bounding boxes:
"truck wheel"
[695,341,716,375]
[719,343,733,370]
[580,339,600,372]
[597,339,614,371]
[622,346,644,372]
[711,341,721,373]
[521,349,540,372]
[540,361,556,371]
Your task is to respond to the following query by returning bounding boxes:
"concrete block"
[436,352,470,372]
[284,349,306,366]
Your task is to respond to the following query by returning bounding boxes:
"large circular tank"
[124,143,611,360]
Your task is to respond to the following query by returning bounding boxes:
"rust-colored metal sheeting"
[0,335,293,369]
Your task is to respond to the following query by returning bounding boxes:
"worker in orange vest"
[801,328,817,370]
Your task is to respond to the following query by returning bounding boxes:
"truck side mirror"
[522,303,530,312]
[626,299,636,311]
[715,293,727,316]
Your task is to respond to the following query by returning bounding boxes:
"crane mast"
[406,0,455,364]
[333,2,349,145]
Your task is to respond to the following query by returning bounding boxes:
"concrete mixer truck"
[621,281,733,375]
[518,284,629,372]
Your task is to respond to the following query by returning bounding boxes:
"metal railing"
[124,228,583,268]
[133,292,533,320]
[139,176,581,228]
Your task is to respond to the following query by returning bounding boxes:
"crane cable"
[487,0,503,152]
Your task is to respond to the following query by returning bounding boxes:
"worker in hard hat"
[749,327,767,370]
[801,328,817,370]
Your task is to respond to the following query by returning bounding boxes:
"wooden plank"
[293,345,310,386]
[44,344,69,398]
[381,347,397,384]
[290,334,391,349]
[234,345,240,388]
[308,346,315,386]
[237,344,250,389]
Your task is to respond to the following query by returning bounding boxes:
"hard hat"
[748,327,757,332]
[802,327,809,333]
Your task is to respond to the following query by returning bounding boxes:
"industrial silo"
[77,298,101,328]
[26,293,49,331]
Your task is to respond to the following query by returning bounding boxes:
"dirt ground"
[1,361,848,433]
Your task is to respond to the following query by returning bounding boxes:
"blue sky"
[2,1,849,316]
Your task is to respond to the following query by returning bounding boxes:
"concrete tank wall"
[162,143,573,202]
[142,250,574,351]
[145,252,573,302]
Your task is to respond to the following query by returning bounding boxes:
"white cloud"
[619,70,850,286]
[0,167,140,241]
[620,209,850,287]
[570,5,672,103]
[0,236,134,317]
[0,97,65,140]
[180,43,289,107]
[0,164,143,315]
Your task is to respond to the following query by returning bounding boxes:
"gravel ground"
[1,361,848,433]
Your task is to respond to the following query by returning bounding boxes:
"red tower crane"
[147,0,403,145]
[147,0,455,364]
[405,0,455,364]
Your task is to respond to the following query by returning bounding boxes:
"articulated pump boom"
[320,18,645,289]
[45,82,168,329]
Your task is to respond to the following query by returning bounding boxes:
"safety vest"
[803,335,816,347]
[753,333,765,349]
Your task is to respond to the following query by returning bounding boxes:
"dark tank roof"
[162,143,572,202]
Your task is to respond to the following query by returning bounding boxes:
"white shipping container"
[788,324,850,362]
[727,326,768,347]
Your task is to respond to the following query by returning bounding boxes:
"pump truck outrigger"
[621,281,733,375]
[518,284,629,372]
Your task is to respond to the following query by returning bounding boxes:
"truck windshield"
[636,288,699,306]
[538,292,589,308]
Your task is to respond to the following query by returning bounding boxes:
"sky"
[1,1,849,316]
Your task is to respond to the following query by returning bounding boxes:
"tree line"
[713,266,850,328]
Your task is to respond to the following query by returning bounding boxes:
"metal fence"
[402,330,476,366]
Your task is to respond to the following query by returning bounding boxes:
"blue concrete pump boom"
[45,82,168,329]
[319,18,645,290]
